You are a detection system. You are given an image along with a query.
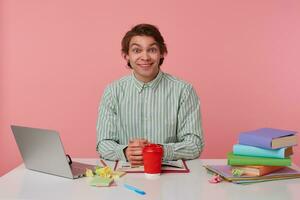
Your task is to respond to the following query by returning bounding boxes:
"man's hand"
[125,139,149,166]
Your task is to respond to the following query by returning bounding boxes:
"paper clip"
[100,159,107,167]
[209,174,223,184]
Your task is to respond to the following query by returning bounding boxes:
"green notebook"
[227,152,291,166]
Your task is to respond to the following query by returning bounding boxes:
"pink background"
[1,0,300,176]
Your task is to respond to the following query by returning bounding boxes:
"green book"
[227,152,291,166]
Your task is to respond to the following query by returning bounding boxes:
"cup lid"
[143,144,163,153]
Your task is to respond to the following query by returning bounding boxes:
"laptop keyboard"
[71,167,85,173]
[70,162,96,176]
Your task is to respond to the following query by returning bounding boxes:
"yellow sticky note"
[95,166,113,178]
[85,168,94,177]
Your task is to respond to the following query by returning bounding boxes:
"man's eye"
[149,48,158,53]
[132,48,141,53]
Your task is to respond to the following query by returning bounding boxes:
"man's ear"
[160,53,164,59]
[122,53,129,61]
[122,53,132,68]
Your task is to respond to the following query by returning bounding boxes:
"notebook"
[204,164,300,184]
[114,159,190,173]
[11,125,96,179]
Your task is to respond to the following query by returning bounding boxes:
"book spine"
[233,144,285,158]
[239,133,272,149]
[227,154,291,166]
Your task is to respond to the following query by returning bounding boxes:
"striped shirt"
[96,71,204,161]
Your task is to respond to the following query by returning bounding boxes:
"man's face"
[125,35,162,83]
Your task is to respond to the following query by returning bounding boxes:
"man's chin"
[134,71,158,81]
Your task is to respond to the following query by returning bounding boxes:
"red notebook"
[114,159,190,173]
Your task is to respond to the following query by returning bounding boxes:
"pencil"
[100,159,107,167]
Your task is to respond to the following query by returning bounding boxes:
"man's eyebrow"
[130,43,142,47]
[130,42,159,48]
[149,43,159,47]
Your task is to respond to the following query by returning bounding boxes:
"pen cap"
[143,144,163,175]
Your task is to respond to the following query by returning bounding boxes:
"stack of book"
[228,128,297,177]
[204,128,300,184]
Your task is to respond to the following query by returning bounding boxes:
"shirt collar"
[132,71,164,93]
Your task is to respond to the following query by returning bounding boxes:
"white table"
[1,159,300,200]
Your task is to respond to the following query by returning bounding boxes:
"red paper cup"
[143,144,163,179]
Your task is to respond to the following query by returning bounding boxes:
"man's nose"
[141,51,150,60]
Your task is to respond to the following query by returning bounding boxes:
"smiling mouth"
[138,64,152,68]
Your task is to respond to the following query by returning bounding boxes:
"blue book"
[238,128,297,149]
[233,144,293,158]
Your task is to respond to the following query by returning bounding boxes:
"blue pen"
[123,184,146,195]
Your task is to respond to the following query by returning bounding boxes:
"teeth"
[139,64,151,66]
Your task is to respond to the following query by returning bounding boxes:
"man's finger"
[127,146,143,151]
[128,149,143,156]
[129,155,143,161]
[130,160,144,166]
[128,144,142,148]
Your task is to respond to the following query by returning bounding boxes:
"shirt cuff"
[162,144,174,161]
[116,144,128,161]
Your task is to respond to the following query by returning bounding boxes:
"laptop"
[11,125,96,179]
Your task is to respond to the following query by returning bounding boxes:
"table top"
[1,159,300,200]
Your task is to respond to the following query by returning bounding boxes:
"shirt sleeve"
[96,86,127,161]
[162,85,205,161]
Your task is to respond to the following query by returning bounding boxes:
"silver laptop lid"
[11,125,74,179]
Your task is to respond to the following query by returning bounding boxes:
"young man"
[96,24,204,166]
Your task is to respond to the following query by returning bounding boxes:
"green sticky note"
[89,177,113,187]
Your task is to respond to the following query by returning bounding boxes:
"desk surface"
[1,159,300,200]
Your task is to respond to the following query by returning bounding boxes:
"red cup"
[143,144,163,178]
